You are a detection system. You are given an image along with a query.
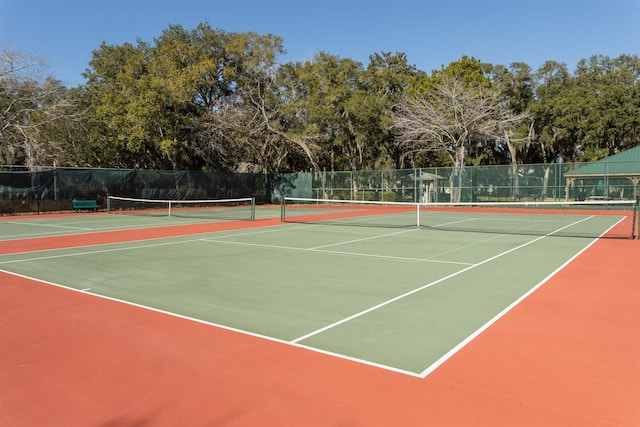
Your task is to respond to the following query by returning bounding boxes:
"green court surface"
[0,208,602,376]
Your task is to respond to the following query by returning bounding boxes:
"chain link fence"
[292,162,638,204]
[1,162,638,214]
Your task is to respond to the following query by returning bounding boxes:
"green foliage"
[412,55,491,95]
[2,26,638,172]
[531,55,640,163]
[381,191,399,202]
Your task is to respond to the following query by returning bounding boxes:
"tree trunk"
[505,130,520,200]
[451,142,466,203]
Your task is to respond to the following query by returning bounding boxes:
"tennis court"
[1,199,639,426]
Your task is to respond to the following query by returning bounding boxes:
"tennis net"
[281,197,638,239]
[107,196,255,221]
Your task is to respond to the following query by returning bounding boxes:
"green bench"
[72,199,100,212]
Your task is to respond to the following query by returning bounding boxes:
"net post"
[251,198,256,221]
[280,197,285,222]
[106,195,111,214]
[633,198,638,239]
[416,203,420,228]
[168,201,172,217]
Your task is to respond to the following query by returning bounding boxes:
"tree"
[571,54,640,158]
[197,37,307,175]
[392,73,528,201]
[288,52,366,173]
[530,61,573,163]
[530,56,640,164]
[490,63,535,162]
[274,61,325,172]
[361,52,421,169]
[82,23,287,171]
[83,41,157,168]
[201,30,309,175]
[489,63,536,195]
[6,24,638,176]
[0,46,78,168]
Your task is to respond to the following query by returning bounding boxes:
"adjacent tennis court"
[1,199,638,426]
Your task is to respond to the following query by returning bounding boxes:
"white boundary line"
[0,214,609,378]
[291,233,553,344]
[417,216,626,378]
[0,220,189,240]
[307,228,415,250]
[2,223,473,266]
[199,238,475,266]
[0,211,264,242]
[0,221,295,257]
[418,236,599,378]
[0,268,423,378]
[6,221,92,231]
[0,238,200,264]
[289,216,592,344]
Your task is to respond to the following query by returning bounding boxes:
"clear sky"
[1,0,639,87]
